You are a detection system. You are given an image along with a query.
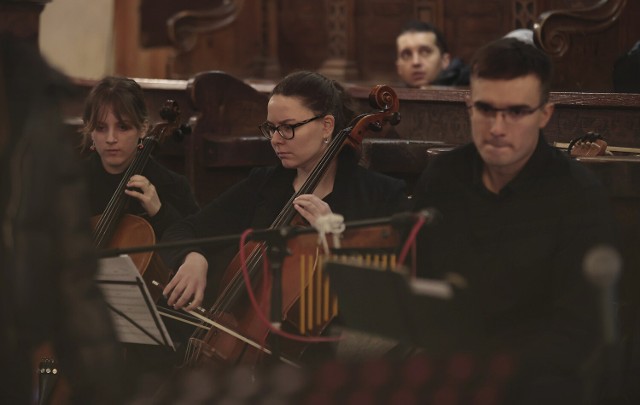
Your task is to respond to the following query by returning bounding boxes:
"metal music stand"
[96,255,174,350]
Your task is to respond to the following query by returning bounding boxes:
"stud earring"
[323,138,330,144]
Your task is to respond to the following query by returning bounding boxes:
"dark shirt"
[432,57,470,86]
[85,153,199,238]
[162,152,409,274]
[412,135,616,402]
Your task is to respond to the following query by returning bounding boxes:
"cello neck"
[92,99,184,248]
[270,124,353,228]
[92,136,157,248]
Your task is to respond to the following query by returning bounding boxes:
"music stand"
[96,255,174,350]
[324,260,485,354]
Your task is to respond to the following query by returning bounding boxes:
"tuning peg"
[172,124,192,141]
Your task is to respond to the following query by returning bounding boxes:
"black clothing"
[412,135,617,402]
[1,35,123,404]
[433,57,470,86]
[162,152,409,278]
[84,145,198,391]
[85,153,199,238]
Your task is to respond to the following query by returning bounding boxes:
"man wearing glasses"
[412,38,617,402]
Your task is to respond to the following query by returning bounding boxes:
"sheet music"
[96,255,174,349]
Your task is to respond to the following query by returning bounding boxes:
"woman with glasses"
[160,71,409,311]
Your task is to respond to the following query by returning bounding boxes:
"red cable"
[239,228,341,343]
[396,215,426,273]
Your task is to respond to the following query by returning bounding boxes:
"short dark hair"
[81,76,148,147]
[397,20,449,54]
[270,71,354,137]
[470,38,553,102]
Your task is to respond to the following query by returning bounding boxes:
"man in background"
[395,20,469,88]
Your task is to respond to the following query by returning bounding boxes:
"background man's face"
[396,31,450,88]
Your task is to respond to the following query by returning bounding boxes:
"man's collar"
[472,132,552,196]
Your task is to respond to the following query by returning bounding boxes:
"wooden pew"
[63,72,640,205]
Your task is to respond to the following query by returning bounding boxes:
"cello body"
[185,223,402,365]
[91,214,169,301]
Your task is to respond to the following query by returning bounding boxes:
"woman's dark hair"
[80,76,148,147]
[270,71,354,137]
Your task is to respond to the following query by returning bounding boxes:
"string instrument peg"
[568,131,608,157]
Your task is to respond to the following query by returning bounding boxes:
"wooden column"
[260,0,281,79]
[318,0,358,81]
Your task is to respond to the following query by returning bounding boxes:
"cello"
[90,99,189,299]
[183,84,401,366]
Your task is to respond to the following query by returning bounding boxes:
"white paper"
[96,255,174,349]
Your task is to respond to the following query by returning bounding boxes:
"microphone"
[583,244,622,345]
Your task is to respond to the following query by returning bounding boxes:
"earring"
[89,142,96,151]
[137,138,144,150]
[323,138,330,144]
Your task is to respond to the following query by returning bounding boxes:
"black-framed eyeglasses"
[258,113,325,140]
[468,100,546,123]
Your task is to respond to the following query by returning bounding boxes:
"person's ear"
[140,120,150,138]
[323,114,335,139]
[538,102,555,128]
[464,94,473,116]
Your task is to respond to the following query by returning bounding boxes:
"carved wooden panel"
[513,0,536,28]
[353,0,413,83]
[415,0,444,24]
[167,1,264,79]
[139,0,214,47]
[442,0,513,66]
[534,0,639,91]
[118,0,640,91]
[277,1,328,73]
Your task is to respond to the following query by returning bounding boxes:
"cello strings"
[211,125,353,314]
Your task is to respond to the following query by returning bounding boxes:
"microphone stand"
[249,227,294,361]
[97,209,436,259]
[97,211,433,361]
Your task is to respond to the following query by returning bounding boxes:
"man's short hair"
[398,20,449,54]
[470,37,553,102]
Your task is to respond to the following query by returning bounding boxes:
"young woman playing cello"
[80,76,199,392]
[161,71,409,314]
[81,76,198,238]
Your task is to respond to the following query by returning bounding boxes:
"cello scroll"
[145,99,192,144]
[345,85,401,149]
